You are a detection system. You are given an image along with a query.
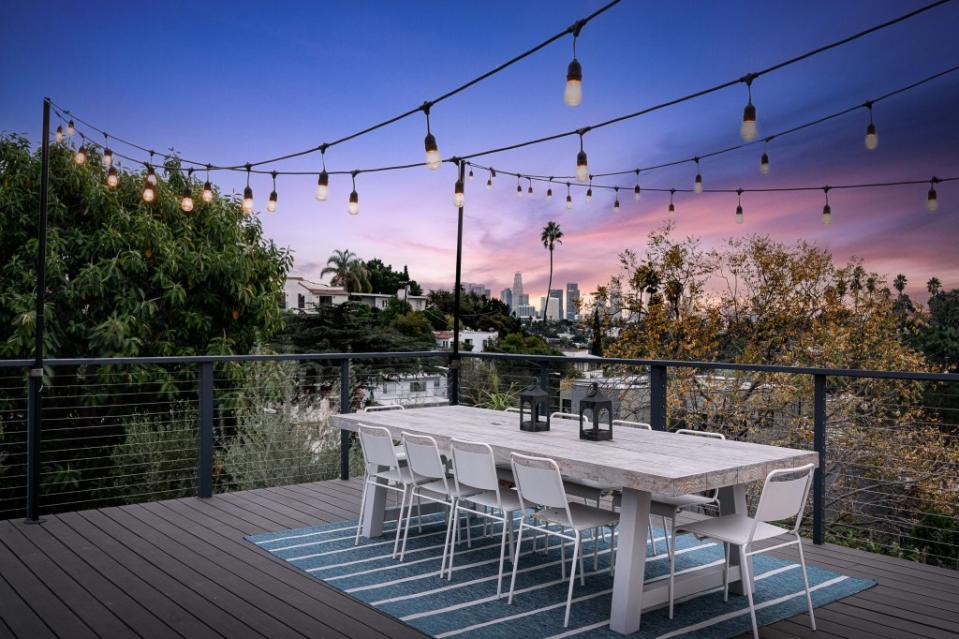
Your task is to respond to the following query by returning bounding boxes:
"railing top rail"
[0,350,954,382]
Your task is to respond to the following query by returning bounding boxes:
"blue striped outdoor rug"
[248,513,873,638]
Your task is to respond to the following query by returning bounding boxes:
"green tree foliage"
[320,249,371,293]
[365,258,422,296]
[912,288,959,372]
[427,290,520,336]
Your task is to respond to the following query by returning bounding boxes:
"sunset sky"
[2,0,957,304]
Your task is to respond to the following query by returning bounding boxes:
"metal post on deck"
[449,159,465,406]
[26,98,52,523]
[649,364,667,431]
[813,374,827,545]
[197,362,214,498]
[339,359,352,480]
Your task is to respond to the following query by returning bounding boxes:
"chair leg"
[439,500,456,578]
[563,535,581,628]
[507,512,516,561]
[593,527,599,571]
[560,534,566,580]
[661,514,669,550]
[496,514,509,597]
[796,536,817,631]
[740,545,759,639]
[399,487,418,561]
[648,521,657,555]
[392,484,409,559]
[416,495,423,533]
[446,501,460,579]
[668,526,677,620]
[507,523,526,605]
[578,534,585,586]
[354,475,369,546]
[609,525,617,576]
[723,542,730,602]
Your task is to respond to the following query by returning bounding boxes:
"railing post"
[340,359,352,480]
[813,373,827,545]
[649,364,667,431]
[197,362,213,498]
[448,355,460,406]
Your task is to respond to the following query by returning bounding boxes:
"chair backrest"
[551,411,588,422]
[753,464,815,535]
[675,428,725,440]
[364,404,404,412]
[401,432,447,486]
[613,419,651,430]
[510,453,571,520]
[450,438,501,502]
[358,425,401,472]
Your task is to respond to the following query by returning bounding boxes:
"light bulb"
[106,166,119,188]
[634,184,641,201]
[564,58,582,107]
[102,148,113,167]
[142,182,155,203]
[527,184,533,195]
[585,188,592,203]
[613,198,620,212]
[760,152,770,175]
[565,194,573,210]
[147,166,157,185]
[74,145,87,165]
[741,102,758,141]
[576,150,589,182]
[822,204,832,226]
[547,187,553,200]
[736,204,744,224]
[424,133,441,170]
[267,190,278,213]
[694,174,703,193]
[315,170,329,201]
[864,123,878,151]
[55,126,64,143]
[468,168,474,181]
[486,178,492,190]
[202,181,214,202]
[927,187,938,212]
[453,179,464,208]
[516,183,523,197]
[242,186,254,214]
[668,202,675,215]
[66,120,75,137]
[348,190,359,215]
[181,186,194,212]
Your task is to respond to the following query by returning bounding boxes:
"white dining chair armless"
[355,425,414,557]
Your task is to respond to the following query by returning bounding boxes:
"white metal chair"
[612,419,652,430]
[398,432,479,565]
[508,452,620,628]
[446,438,523,596]
[668,463,817,638]
[355,425,414,558]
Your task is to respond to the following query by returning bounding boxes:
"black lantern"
[579,383,613,440]
[519,384,550,432]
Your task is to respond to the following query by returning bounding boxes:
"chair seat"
[466,489,522,512]
[650,492,717,517]
[535,501,619,532]
[418,479,480,500]
[373,466,412,484]
[677,514,788,546]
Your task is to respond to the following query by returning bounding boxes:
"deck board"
[0,478,955,639]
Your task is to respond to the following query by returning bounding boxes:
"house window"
[318,295,333,307]
[410,381,426,393]
[297,294,305,309]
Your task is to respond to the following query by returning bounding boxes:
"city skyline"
[3,1,957,303]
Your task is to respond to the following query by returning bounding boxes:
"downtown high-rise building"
[548,288,564,321]
[499,287,512,308]
[460,282,491,298]
[566,282,580,321]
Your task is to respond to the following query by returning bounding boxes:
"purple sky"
[2,1,957,304]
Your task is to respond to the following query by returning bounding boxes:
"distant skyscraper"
[549,289,563,321]
[566,282,580,321]
[500,288,512,309]
[511,272,524,314]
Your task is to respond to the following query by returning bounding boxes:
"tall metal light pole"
[26,98,51,522]
[449,159,465,405]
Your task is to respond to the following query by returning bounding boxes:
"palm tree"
[540,222,564,321]
[893,273,908,298]
[927,276,942,297]
[321,249,371,293]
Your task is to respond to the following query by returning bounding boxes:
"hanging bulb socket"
[735,189,743,224]
[181,186,194,212]
[634,170,641,201]
[668,189,676,215]
[55,125,64,143]
[102,147,113,168]
[453,178,465,208]
[142,180,155,203]
[66,120,75,137]
[106,166,119,188]
[202,180,214,202]
[527,178,533,195]
[74,145,87,165]
[927,178,939,212]
[315,170,329,201]
[348,171,359,215]
[565,183,573,209]
[468,168,474,181]
[760,152,770,175]
[146,165,157,186]
[741,103,758,141]
[565,58,583,107]
[865,123,878,151]
[613,188,620,212]
[266,171,278,213]
[576,150,589,182]
[424,132,441,169]
[821,187,832,226]
[586,187,592,203]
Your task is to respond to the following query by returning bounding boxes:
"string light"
[576,132,589,182]
[741,74,758,141]
[180,168,194,212]
[586,178,593,203]
[74,140,87,165]
[142,173,155,202]
[564,25,584,107]
[468,168,474,181]
[927,178,939,212]
[55,125,64,143]
[106,166,119,188]
[527,177,534,195]
[822,187,832,225]
[66,119,75,137]
[101,133,113,168]
[242,164,254,215]
[486,167,495,190]
[735,188,744,224]
[693,157,703,193]
[316,146,329,201]
[565,182,573,209]
[546,178,553,200]
[760,147,770,175]
[454,176,465,207]
[668,189,676,215]
[267,171,278,213]
[146,152,158,185]
[634,170,641,201]
[864,101,879,151]
[613,187,620,212]
[516,175,523,197]
[423,104,441,170]
[202,164,214,202]
[348,171,359,215]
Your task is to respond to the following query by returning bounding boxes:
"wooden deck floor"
[0,479,956,639]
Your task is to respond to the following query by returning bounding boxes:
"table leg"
[718,484,753,595]
[610,488,651,634]
[360,474,388,538]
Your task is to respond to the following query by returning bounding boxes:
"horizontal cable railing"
[0,350,955,570]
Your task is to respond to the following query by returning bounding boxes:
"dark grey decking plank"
[39,514,216,638]
[0,520,97,639]
[0,571,55,639]
[148,500,426,639]
[214,491,316,529]
[84,508,302,639]
[61,510,255,638]
[0,519,141,638]
[108,505,350,639]
[261,485,357,520]
[178,495,275,535]
[822,600,957,639]
[222,490,325,528]
[854,583,959,617]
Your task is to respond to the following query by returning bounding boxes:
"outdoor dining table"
[331,405,819,635]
